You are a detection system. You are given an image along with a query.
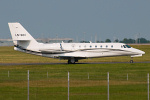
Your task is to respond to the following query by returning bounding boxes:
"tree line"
[80,38,150,43]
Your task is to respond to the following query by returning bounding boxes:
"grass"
[0,45,150,100]
[0,63,150,100]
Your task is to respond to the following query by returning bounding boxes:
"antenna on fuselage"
[95,34,97,43]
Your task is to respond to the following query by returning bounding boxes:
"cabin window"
[90,45,92,48]
[121,45,123,48]
[106,45,108,48]
[100,45,102,48]
[111,45,113,48]
[84,45,86,48]
[95,45,97,48]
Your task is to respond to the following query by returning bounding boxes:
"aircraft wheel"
[68,59,76,64]
[130,60,133,63]
[68,60,71,64]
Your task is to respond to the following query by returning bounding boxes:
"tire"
[68,60,71,64]
[130,60,133,63]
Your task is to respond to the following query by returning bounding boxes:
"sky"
[0,0,150,42]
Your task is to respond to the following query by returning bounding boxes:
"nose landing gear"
[130,57,133,63]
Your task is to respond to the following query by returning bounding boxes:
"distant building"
[0,38,74,46]
[36,38,73,43]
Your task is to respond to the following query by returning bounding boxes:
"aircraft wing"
[57,56,86,60]
[39,49,72,54]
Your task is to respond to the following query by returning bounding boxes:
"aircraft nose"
[140,50,145,54]
[136,49,145,54]
[132,48,145,55]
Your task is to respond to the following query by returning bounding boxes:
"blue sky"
[0,0,150,42]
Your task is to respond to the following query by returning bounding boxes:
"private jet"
[8,22,145,64]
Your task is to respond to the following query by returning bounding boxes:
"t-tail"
[8,22,39,51]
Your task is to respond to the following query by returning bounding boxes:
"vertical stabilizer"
[8,22,39,51]
[8,23,36,41]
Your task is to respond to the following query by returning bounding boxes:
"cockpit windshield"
[122,45,131,48]
[125,45,131,48]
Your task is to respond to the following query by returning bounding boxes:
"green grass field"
[0,64,150,100]
[0,45,150,100]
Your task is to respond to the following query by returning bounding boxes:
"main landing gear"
[68,58,78,64]
[130,57,133,63]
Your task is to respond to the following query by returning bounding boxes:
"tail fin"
[8,22,39,51]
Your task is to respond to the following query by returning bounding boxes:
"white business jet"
[8,22,145,64]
